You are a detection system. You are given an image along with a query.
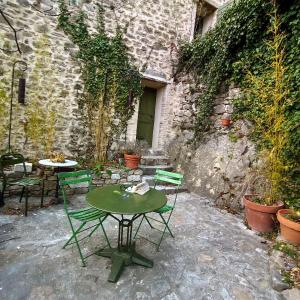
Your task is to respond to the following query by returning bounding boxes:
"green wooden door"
[136,87,156,146]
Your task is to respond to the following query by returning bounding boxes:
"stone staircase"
[139,153,188,194]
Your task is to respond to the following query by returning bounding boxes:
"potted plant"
[277,170,300,244]
[277,209,300,245]
[243,173,284,233]
[220,113,231,127]
[241,14,289,233]
[123,141,142,170]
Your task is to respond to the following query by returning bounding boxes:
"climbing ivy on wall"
[178,0,272,137]
[58,1,142,162]
[178,0,300,206]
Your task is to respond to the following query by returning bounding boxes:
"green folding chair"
[58,170,111,267]
[0,152,44,216]
[134,169,183,251]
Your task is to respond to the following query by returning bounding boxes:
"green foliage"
[233,2,300,206]
[228,131,238,143]
[58,1,142,162]
[178,0,300,207]
[274,241,299,261]
[178,0,272,137]
[93,163,104,176]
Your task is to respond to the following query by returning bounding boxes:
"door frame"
[126,75,168,150]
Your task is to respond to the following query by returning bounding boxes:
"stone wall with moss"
[0,0,82,159]
[167,83,257,211]
[0,0,204,159]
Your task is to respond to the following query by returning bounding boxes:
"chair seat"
[155,204,173,214]
[68,207,107,222]
[9,177,41,186]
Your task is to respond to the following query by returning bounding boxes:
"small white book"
[126,182,150,195]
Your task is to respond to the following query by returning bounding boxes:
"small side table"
[38,159,78,203]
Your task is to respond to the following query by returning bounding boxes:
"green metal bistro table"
[86,184,166,283]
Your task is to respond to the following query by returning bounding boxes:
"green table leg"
[109,253,125,283]
[132,250,153,268]
[96,242,153,283]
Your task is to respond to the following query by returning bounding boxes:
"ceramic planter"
[243,195,284,233]
[124,154,140,169]
[277,209,300,245]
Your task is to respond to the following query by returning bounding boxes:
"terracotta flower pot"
[277,209,300,245]
[124,154,140,170]
[221,118,231,127]
[243,195,284,233]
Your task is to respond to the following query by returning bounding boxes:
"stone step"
[140,155,171,166]
[139,165,173,175]
[145,149,165,156]
[149,185,188,195]
[142,175,169,186]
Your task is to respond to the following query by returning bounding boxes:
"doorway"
[136,87,157,146]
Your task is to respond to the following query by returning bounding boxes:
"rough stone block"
[101,174,110,179]
[282,288,300,300]
[105,179,117,185]
[111,173,121,180]
[127,175,141,182]
[214,104,226,114]
[133,169,143,175]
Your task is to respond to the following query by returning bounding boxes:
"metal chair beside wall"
[0,152,45,216]
[134,169,183,251]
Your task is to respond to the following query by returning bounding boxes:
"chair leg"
[160,213,174,238]
[63,221,86,249]
[144,215,154,229]
[99,218,111,248]
[24,187,28,217]
[65,220,87,267]
[88,222,101,238]
[156,215,169,251]
[0,192,4,207]
[0,183,6,207]
[19,186,25,203]
[40,180,45,208]
[133,214,145,239]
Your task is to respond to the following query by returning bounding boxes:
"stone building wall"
[167,83,257,211]
[0,0,229,159]
[0,0,204,158]
[5,166,143,197]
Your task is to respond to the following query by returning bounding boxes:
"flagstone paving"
[0,193,281,300]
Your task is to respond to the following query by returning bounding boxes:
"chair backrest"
[154,169,183,187]
[58,170,92,211]
[154,170,183,206]
[0,153,27,177]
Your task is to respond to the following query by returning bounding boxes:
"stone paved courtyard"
[0,193,281,300]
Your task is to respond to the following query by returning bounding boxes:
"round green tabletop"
[86,185,167,215]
